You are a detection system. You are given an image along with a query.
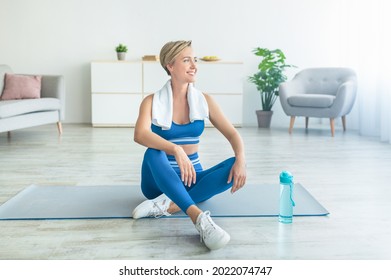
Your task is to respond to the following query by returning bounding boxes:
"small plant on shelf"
[115,43,128,60]
[115,43,128,53]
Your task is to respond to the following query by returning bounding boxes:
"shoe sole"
[206,233,231,250]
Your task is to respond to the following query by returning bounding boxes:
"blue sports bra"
[151,120,205,145]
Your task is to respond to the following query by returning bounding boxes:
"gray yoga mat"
[0,184,329,220]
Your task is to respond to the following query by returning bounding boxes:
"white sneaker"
[195,211,230,250]
[132,194,171,219]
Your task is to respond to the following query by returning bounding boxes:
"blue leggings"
[140,148,235,213]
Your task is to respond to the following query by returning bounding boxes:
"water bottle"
[279,171,296,224]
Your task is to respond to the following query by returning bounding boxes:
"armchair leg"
[330,118,335,137]
[305,117,309,129]
[289,116,295,134]
[342,116,346,131]
[57,122,63,135]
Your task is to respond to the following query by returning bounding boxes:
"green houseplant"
[115,43,128,61]
[249,47,294,127]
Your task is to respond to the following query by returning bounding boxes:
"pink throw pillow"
[1,73,42,100]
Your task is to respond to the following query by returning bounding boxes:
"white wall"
[0,0,357,127]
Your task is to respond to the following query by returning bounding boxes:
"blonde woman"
[133,40,246,250]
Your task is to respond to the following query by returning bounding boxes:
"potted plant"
[249,47,295,128]
[115,43,128,61]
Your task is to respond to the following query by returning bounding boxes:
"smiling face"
[167,46,198,84]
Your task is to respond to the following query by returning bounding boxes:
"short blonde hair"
[160,40,192,75]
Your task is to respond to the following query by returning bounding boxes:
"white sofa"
[0,64,65,134]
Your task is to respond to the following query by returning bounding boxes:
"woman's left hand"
[228,159,247,194]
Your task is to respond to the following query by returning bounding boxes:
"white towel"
[152,80,209,130]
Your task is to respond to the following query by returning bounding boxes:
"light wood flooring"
[0,124,390,260]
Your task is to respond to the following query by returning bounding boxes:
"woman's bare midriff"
[168,144,199,156]
[181,144,199,155]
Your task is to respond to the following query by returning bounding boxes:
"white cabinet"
[91,62,142,93]
[196,62,243,94]
[208,94,243,126]
[196,62,243,126]
[91,61,243,127]
[91,94,142,126]
[91,61,142,126]
[143,62,170,94]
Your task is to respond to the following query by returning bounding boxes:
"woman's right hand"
[173,145,196,187]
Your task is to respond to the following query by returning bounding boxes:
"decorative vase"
[256,110,273,128]
[117,52,126,61]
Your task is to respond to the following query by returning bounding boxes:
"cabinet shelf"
[91,61,243,127]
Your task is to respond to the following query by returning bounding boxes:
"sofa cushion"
[287,94,336,108]
[1,73,42,100]
[0,98,61,119]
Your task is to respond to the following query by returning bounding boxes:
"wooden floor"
[0,123,391,260]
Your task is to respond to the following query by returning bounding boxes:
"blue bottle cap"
[280,171,293,184]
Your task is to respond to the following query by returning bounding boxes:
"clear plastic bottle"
[279,171,296,224]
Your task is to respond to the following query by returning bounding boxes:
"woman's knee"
[144,148,164,158]
[143,148,167,163]
[224,156,236,167]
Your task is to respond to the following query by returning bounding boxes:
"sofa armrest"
[41,75,66,120]
[279,80,305,114]
[41,75,65,99]
[331,80,357,117]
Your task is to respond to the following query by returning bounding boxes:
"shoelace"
[198,211,216,242]
[151,199,171,218]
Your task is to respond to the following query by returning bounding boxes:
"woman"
[133,40,246,250]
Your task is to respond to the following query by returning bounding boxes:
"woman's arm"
[134,95,176,153]
[204,94,247,193]
[134,95,196,186]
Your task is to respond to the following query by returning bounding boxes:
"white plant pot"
[117,52,126,61]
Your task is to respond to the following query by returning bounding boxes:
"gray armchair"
[279,67,357,136]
